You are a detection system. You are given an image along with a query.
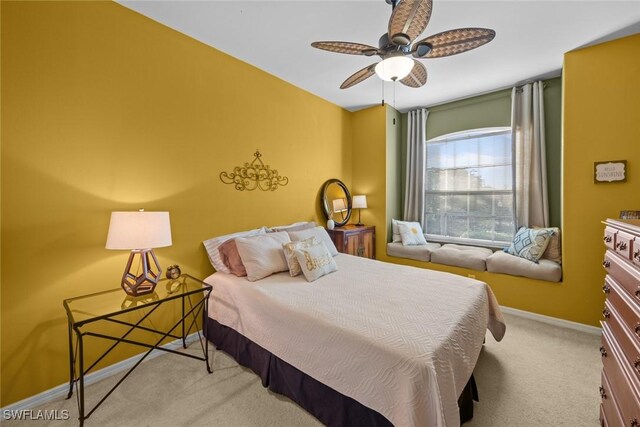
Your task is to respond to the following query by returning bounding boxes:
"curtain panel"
[511,82,549,228]
[404,108,429,225]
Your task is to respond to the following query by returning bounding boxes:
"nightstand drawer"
[327,225,375,259]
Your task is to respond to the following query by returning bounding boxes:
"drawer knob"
[636,287,640,299]
[602,308,610,319]
[631,418,639,427]
[617,242,627,251]
[599,385,606,399]
[602,260,611,268]
[602,284,610,294]
[604,235,612,243]
[635,357,640,373]
[599,346,607,357]
[634,249,640,260]
[635,323,640,338]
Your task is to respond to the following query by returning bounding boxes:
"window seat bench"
[386,242,562,282]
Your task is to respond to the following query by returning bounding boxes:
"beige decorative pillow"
[234,232,291,282]
[398,222,428,246]
[294,242,338,282]
[283,236,318,277]
[288,226,339,256]
[535,226,562,264]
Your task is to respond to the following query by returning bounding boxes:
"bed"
[204,253,505,427]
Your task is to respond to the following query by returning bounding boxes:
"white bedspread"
[205,254,505,427]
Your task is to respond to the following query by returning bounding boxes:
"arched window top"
[427,127,511,144]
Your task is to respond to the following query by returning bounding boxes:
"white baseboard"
[500,305,602,335]
[1,332,203,412]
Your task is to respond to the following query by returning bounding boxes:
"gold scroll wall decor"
[219,150,289,191]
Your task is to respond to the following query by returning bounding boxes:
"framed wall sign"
[594,160,627,183]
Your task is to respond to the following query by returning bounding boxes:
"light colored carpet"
[5,312,601,426]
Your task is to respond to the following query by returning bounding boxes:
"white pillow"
[283,236,318,277]
[235,232,291,282]
[203,227,268,273]
[398,222,428,246]
[270,221,316,233]
[295,242,338,282]
[392,219,420,243]
[287,226,338,256]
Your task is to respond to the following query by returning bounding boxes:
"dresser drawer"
[604,251,640,304]
[603,299,640,385]
[615,231,636,261]
[605,276,640,347]
[605,226,619,251]
[601,323,640,426]
[601,370,625,427]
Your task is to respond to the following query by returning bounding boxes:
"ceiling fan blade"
[388,0,433,46]
[311,41,379,56]
[413,28,496,58]
[400,60,428,88]
[340,63,378,89]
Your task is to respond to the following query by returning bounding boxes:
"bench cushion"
[386,242,441,262]
[487,251,562,282]
[430,244,493,271]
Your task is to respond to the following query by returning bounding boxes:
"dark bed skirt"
[206,317,478,426]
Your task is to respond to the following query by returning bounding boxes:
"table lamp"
[106,210,172,296]
[352,195,368,226]
[332,198,348,221]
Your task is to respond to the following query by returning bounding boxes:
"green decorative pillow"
[294,242,338,282]
[506,227,555,263]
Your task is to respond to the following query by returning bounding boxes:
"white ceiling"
[118,1,640,112]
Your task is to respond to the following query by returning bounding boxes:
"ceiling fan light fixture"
[375,56,414,81]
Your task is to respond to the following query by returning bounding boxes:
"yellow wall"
[351,106,388,259]
[1,1,352,405]
[560,34,640,323]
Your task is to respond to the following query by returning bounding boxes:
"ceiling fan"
[311,0,495,89]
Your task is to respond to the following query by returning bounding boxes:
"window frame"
[423,126,514,249]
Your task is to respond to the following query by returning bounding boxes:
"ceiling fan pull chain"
[393,81,396,109]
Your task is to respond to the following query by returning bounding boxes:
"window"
[424,127,514,247]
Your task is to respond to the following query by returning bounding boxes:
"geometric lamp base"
[121,249,161,296]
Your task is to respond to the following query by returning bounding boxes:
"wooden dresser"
[326,225,375,259]
[600,219,640,427]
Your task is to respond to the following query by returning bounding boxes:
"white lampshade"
[332,198,348,213]
[375,56,414,82]
[352,195,368,209]
[106,211,172,250]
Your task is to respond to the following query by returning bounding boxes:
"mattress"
[205,254,505,427]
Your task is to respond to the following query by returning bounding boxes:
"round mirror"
[320,179,352,227]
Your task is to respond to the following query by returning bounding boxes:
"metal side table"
[63,274,212,425]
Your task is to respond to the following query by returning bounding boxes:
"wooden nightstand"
[327,225,375,259]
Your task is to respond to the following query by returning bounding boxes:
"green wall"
[543,78,562,228]
[399,77,562,229]
[386,106,403,243]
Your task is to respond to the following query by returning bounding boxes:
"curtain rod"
[418,70,561,111]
